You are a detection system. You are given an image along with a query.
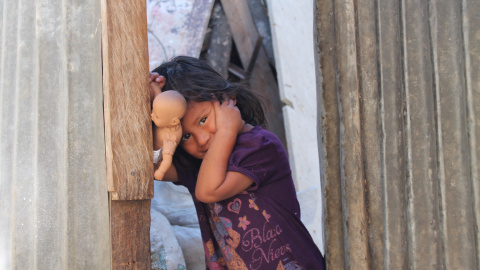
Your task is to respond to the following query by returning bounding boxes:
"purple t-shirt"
[176,126,325,270]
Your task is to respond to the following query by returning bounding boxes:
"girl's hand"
[149,72,165,83]
[212,98,244,137]
[196,98,253,203]
[149,73,166,104]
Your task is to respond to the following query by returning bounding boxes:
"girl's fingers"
[156,76,166,87]
[212,100,221,109]
[213,98,243,134]
[149,72,159,82]
[217,98,235,108]
[213,98,238,118]
[149,73,166,86]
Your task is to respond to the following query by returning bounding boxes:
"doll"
[151,90,187,180]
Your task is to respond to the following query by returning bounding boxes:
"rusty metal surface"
[315,0,480,268]
[0,0,110,269]
[315,0,345,267]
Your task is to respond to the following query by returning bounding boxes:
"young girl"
[150,56,325,270]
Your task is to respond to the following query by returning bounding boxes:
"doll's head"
[152,56,266,127]
[151,90,187,128]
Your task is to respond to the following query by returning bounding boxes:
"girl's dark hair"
[151,55,266,127]
[152,56,267,170]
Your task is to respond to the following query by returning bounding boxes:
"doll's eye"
[199,117,207,126]
[181,134,191,141]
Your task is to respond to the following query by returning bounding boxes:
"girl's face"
[180,101,217,159]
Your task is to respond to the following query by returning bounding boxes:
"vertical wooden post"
[101,0,153,268]
[109,199,152,269]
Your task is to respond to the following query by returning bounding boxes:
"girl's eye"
[181,134,191,142]
[199,117,207,126]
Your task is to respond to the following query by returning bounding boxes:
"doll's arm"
[195,100,253,203]
[154,160,178,182]
[154,140,177,180]
[153,154,178,181]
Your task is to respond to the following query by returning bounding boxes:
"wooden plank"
[110,199,152,269]
[205,2,233,79]
[220,0,287,147]
[101,0,153,200]
[246,0,275,67]
[219,0,258,67]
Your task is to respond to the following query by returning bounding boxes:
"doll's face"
[180,101,217,159]
[151,91,186,128]
[151,112,179,127]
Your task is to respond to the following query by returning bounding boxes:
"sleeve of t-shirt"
[227,130,289,191]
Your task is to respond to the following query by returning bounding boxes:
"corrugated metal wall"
[0,0,110,269]
[315,0,479,268]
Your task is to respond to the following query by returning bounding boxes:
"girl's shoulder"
[228,125,292,192]
[232,125,287,162]
[236,125,282,147]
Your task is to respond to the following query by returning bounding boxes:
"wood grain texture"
[101,0,153,200]
[110,199,152,269]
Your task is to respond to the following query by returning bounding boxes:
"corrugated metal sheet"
[315,0,479,268]
[0,0,110,269]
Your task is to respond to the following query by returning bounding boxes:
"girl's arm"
[195,99,254,203]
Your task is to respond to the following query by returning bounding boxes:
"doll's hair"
[151,56,266,127]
